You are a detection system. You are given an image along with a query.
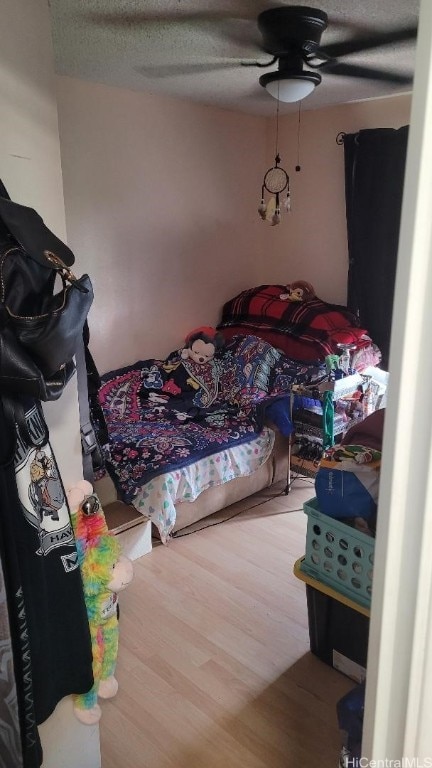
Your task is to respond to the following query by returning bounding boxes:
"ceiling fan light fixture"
[259,71,322,103]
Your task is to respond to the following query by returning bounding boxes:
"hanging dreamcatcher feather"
[265,196,276,222]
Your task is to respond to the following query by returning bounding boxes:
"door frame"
[362,0,432,759]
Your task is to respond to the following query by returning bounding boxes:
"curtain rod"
[336,131,361,145]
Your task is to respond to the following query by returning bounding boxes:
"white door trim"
[362,0,432,760]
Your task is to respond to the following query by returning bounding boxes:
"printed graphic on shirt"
[14,405,77,562]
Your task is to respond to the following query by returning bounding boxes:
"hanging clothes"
[0,398,94,767]
[0,399,42,768]
[0,554,24,768]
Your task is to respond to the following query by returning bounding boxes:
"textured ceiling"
[49,0,419,116]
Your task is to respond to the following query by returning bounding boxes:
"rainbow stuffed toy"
[68,480,133,725]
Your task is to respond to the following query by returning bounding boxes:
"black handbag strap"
[0,397,49,465]
[75,336,97,483]
[0,397,18,464]
[0,179,11,200]
[0,180,11,243]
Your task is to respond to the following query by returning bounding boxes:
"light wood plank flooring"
[100,480,354,768]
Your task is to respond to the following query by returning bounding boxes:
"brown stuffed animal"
[280,280,315,302]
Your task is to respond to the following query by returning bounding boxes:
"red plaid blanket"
[218,285,366,357]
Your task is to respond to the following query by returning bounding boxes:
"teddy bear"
[180,326,224,364]
[279,280,315,302]
[67,480,134,725]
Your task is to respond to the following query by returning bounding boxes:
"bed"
[216,282,383,479]
[217,282,381,370]
[97,334,327,541]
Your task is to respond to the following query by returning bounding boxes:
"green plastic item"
[301,497,374,609]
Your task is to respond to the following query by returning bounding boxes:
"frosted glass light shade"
[259,71,322,103]
[265,78,316,102]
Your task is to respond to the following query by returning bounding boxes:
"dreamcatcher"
[258,153,291,225]
[258,84,303,226]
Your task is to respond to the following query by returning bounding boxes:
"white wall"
[56,76,268,373]
[57,78,412,377]
[0,2,99,766]
[262,94,412,304]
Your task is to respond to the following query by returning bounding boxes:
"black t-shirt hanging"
[0,412,41,768]
[0,554,24,768]
[1,399,94,728]
[14,401,94,724]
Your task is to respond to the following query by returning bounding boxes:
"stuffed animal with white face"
[181,327,224,365]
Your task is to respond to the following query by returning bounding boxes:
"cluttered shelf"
[289,367,388,477]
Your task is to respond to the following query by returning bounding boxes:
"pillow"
[220,326,323,361]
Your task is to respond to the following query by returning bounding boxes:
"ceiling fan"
[252,6,416,102]
[86,4,417,104]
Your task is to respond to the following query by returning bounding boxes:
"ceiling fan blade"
[86,11,237,26]
[318,25,417,59]
[136,62,243,79]
[83,1,283,38]
[84,4,274,27]
[321,61,413,84]
[85,10,263,53]
[325,14,385,35]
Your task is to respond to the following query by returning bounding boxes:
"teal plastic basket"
[301,497,374,609]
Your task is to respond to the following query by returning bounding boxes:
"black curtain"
[344,126,409,369]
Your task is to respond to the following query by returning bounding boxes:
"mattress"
[132,426,276,542]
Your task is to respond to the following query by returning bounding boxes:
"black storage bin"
[294,558,370,680]
[306,584,369,669]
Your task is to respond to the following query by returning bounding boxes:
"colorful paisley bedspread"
[98,335,326,503]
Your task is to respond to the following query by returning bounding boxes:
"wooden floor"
[100,479,354,768]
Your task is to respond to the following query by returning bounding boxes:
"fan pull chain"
[284,180,291,212]
[274,80,280,158]
[296,101,302,172]
[271,83,282,224]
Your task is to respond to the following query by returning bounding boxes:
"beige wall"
[262,94,412,304]
[56,77,268,373]
[56,76,411,375]
[0,2,99,766]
